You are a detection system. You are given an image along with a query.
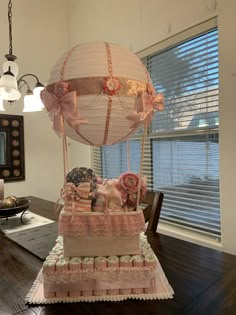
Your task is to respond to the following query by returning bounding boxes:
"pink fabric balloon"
[42,42,164,146]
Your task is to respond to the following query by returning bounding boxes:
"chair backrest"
[142,191,164,233]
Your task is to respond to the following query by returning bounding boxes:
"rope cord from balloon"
[136,119,148,211]
[61,114,68,184]
[127,140,130,172]
[59,44,80,184]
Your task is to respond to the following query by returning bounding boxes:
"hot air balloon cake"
[33,42,174,303]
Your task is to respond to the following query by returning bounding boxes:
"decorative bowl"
[0,198,31,217]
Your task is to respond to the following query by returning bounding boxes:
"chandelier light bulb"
[33,85,44,95]
[33,85,45,109]
[23,93,43,112]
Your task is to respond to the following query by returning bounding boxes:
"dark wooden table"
[0,196,236,315]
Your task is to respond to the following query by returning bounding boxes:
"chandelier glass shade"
[23,86,44,112]
[0,0,44,112]
[0,61,21,102]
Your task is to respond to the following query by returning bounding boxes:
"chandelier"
[0,0,44,112]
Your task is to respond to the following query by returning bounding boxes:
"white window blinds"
[92,22,220,239]
[143,27,220,238]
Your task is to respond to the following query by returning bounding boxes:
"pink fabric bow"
[62,182,91,200]
[41,90,87,135]
[126,91,164,129]
[62,182,92,223]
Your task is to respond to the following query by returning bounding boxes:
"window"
[92,19,220,239]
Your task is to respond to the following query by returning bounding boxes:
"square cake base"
[25,234,174,304]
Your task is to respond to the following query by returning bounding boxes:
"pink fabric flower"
[127,192,138,206]
[54,81,69,98]
[119,172,139,194]
[103,77,120,96]
[116,173,147,206]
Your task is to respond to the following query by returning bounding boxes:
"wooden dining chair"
[141,191,164,233]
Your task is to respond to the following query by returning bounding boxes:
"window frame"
[91,17,220,239]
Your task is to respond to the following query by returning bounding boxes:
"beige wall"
[67,0,216,51]
[0,0,69,201]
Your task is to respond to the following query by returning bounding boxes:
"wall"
[67,0,216,51]
[217,0,236,254]
[67,0,236,255]
[0,0,69,201]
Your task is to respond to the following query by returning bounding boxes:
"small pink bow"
[61,182,92,223]
[126,91,164,129]
[62,182,91,200]
[41,90,87,135]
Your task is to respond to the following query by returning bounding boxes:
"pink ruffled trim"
[58,210,145,237]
